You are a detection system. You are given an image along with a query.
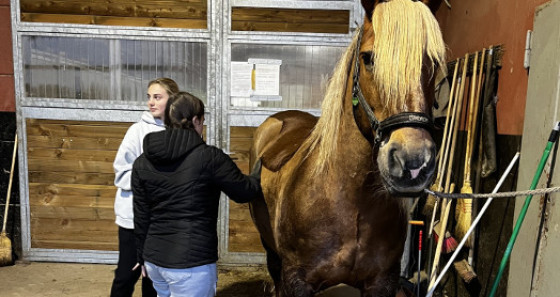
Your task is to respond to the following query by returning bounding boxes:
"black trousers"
[110,227,157,297]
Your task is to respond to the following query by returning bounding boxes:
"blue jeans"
[144,261,217,297]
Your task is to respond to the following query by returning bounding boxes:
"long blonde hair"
[303,0,446,176]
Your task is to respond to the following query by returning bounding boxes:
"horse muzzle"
[377,130,436,197]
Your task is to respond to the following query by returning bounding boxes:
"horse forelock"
[372,0,446,111]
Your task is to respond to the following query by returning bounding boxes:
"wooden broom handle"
[429,54,469,289]
[2,133,17,234]
[435,61,460,183]
[463,51,479,184]
[469,49,486,160]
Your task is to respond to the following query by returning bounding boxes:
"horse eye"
[361,52,374,71]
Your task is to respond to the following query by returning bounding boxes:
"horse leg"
[359,265,401,297]
[280,267,314,297]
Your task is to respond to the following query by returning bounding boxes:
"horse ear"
[361,0,376,20]
[422,0,443,13]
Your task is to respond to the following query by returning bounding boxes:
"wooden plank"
[28,158,114,173]
[31,217,116,234]
[29,171,115,186]
[27,135,123,150]
[232,7,349,24]
[21,13,207,29]
[232,20,348,34]
[20,0,206,19]
[31,205,114,220]
[27,119,133,127]
[230,126,255,139]
[31,239,118,251]
[228,220,264,253]
[228,202,253,221]
[228,237,264,253]
[27,123,129,139]
[29,183,117,202]
[29,188,115,208]
[28,148,117,162]
[230,138,253,152]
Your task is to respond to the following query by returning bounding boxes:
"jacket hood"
[143,128,204,164]
[141,111,165,127]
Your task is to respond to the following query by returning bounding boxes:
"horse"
[249,0,446,296]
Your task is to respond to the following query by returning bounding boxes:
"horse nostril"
[388,144,405,177]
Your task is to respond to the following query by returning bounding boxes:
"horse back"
[252,110,317,172]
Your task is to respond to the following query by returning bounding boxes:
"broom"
[1,133,17,266]
[428,54,468,291]
[424,61,461,279]
[422,60,460,217]
[455,51,480,247]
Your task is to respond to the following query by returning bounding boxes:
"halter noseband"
[351,27,434,144]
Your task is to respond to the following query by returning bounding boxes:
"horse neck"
[334,88,377,170]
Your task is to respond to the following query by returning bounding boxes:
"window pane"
[231,43,345,109]
[22,36,208,103]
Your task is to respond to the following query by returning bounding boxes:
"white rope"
[424,186,560,199]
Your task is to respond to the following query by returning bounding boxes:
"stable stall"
[10,0,361,264]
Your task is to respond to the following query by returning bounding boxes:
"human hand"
[132,263,147,278]
[250,158,263,179]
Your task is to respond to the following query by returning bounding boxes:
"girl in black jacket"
[132,92,263,297]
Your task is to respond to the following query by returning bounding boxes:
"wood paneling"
[20,0,207,29]
[21,13,207,29]
[31,218,118,250]
[232,7,350,34]
[26,119,264,254]
[27,119,128,250]
[228,126,264,253]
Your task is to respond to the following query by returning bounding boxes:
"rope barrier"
[424,186,560,199]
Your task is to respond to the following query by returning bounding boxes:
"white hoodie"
[113,111,165,229]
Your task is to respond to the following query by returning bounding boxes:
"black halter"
[351,27,434,145]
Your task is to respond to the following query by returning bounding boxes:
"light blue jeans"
[144,261,217,297]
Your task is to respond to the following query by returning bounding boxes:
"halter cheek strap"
[351,26,434,144]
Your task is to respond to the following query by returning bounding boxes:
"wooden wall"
[20,0,208,29]
[26,118,259,253]
[231,7,349,34]
[228,126,264,253]
[0,0,14,112]
[435,0,550,135]
[18,0,350,34]
[27,119,129,250]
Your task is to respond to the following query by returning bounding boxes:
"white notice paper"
[230,62,253,97]
[253,64,280,96]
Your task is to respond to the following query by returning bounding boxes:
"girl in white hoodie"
[110,78,179,297]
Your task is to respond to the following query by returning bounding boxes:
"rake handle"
[2,133,17,234]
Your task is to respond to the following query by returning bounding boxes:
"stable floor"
[0,261,360,297]
[0,261,271,297]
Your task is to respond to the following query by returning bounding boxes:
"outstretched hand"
[250,158,263,179]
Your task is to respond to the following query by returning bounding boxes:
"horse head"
[354,0,446,196]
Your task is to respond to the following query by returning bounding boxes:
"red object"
[419,230,423,251]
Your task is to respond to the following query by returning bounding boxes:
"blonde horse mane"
[303,0,446,176]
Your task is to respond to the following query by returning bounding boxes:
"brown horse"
[249,0,446,296]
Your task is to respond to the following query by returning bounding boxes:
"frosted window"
[22,36,207,103]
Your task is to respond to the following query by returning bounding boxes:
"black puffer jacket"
[132,128,262,268]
